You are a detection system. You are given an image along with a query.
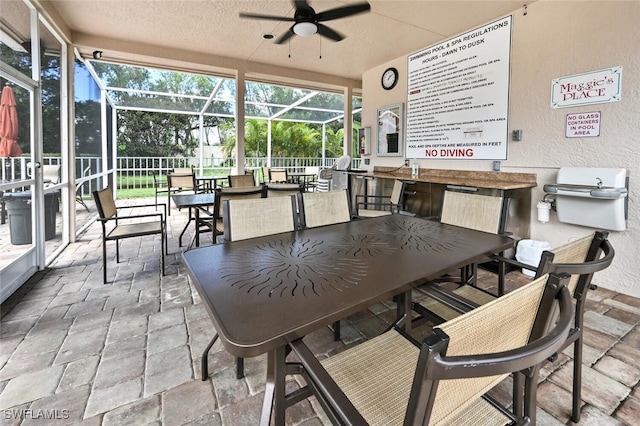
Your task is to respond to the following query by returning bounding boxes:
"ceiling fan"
[239,0,371,44]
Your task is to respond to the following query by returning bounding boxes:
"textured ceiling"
[36,0,527,82]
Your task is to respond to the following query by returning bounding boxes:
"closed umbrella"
[0,84,22,157]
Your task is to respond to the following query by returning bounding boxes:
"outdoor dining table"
[196,175,228,192]
[286,172,317,186]
[181,214,514,425]
[171,192,215,247]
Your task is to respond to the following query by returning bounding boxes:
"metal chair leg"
[571,337,583,422]
[201,334,219,381]
[236,357,244,379]
[102,238,107,284]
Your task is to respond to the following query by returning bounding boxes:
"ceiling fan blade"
[316,23,344,42]
[275,28,296,44]
[239,12,295,22]
[293,0,313,13]
[315,2,371,22]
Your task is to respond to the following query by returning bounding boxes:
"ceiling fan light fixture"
[293,22,317,36]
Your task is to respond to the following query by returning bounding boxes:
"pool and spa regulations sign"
[551,67,622,109]
[406,16,512,160]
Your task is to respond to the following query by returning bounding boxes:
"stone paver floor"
[1,199,638,425]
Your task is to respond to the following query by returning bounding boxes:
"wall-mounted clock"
[381,67,398,90]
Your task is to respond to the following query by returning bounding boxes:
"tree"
[92,63,231,157]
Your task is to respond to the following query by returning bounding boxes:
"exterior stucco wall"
[363,1,640,297]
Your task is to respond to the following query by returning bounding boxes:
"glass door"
[1,1,69,303]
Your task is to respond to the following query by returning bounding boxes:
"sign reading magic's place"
[551,67,622,109]
[406,16,512,160]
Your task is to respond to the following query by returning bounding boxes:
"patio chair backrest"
[419,272,571,424]
[223,196,297,241]
[228,174,255,188]
[298,190,351,228]
[535,231,614,296]
[43,164,61,186]
[389,179,405,205]
[269,169,288,183]
[173,167,193,174]
[440,190,507,234]
[266,183,304,198]
[168,169,196,190]
[93,187,117,219]
[214,186,266,220]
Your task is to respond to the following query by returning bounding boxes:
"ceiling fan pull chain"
[319,38,322,59]
[288,40,291,58]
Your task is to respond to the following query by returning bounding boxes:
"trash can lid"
[1,190,59,199]
[1,191,32,199]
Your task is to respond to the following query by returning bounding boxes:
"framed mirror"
[377,103,403,156]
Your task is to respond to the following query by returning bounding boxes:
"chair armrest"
[100,212,165,223]
[490,254,538,272]
[117,203,167,217]
[356,195,394,210]
[427,285,573,380]
[355,194,391,202]
[289,339,368,424]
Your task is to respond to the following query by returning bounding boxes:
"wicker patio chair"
[289,272,573,425]
[414,231,614,422]
[92,186,167,284]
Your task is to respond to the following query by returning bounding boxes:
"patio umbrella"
[0,84,22,157]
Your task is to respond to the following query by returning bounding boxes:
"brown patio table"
[171,192,215,247]
[181,214,514,424]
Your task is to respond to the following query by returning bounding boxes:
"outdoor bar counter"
[362,166,537,190]
[349,166,537,243]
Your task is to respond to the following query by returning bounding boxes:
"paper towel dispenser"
[543,167,628,231]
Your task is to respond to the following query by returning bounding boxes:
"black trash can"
[3,191,58,245]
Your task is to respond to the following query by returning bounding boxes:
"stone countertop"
[350,167,537,190]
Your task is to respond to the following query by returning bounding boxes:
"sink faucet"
[596,177,603,188]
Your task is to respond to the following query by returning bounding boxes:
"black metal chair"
[92,187,167,283]
[289,272,573,425]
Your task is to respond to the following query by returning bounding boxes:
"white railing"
[3,156,362,192]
